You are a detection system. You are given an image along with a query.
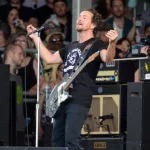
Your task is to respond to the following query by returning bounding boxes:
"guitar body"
[46,74,69,118]
[46,51,100,118]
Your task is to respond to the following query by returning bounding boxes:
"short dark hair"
[7,6,19,18]
[53,0,68,6]
[4,44,22,61]
[97,22,113,32]
[110,0,126,8]
[117,37,132,52]
[84,8,103,35]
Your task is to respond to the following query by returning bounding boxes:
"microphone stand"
[35,31,41,147]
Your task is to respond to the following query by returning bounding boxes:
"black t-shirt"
[59,38,106,107]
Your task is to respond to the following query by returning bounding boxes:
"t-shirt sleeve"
[59,46,68,62]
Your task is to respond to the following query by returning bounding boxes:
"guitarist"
[27,8,118,150]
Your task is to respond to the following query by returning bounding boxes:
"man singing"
[27,8,118,150]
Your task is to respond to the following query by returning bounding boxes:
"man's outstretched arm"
[100,28,118,63]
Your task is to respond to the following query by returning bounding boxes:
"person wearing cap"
[42,22,65,82]
[46,28,65,51]
[44,29,65,82]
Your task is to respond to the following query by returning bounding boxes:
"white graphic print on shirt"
[64,48,81,73]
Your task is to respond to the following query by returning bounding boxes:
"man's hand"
[26,25,38,39]
[106,28,118,43]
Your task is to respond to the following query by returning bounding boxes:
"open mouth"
[77,22,82,25]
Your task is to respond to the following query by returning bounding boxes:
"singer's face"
[7,8,19,25]
[76,11,95,32]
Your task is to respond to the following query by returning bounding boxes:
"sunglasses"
[50,38,63,42]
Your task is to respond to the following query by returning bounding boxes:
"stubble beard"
[113,12,124,19]
[76,28,82,32]
[76,26,82,32]
[56,13,67,18]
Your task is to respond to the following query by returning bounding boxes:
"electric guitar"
[46,51,100,118]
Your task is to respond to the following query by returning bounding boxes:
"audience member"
[36,0,54,25]
[48,0,72,42]
[39,63,64,146]
[0,0,34,22]
[144,23,150,38]
[27,15,39,28]
[116,38,132,58]
[133,23,150,82]
[4,44,25,146]
[41,18,60,42]
[0,21,11,63]
[43,25,65,82]
[95,0,112,20]
[46,27,65,51]
[96,22,113,46]
[105,0,135,41]
[8,31,45,135]
[6,7,26,34]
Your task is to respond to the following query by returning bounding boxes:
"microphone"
[27,22,50,36]
[94,113,114,120]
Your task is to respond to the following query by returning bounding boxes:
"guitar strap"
[69,39,98,76]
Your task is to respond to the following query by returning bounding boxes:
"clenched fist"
[105,28,118,43]
[26,24,38,39]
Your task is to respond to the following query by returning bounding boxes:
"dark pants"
[43,123,53,147]
[17,131,25,146]
[52,103,89,150]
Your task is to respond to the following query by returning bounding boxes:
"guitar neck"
[64,59,88,90]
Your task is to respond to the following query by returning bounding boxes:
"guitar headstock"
[88,51,100,63]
